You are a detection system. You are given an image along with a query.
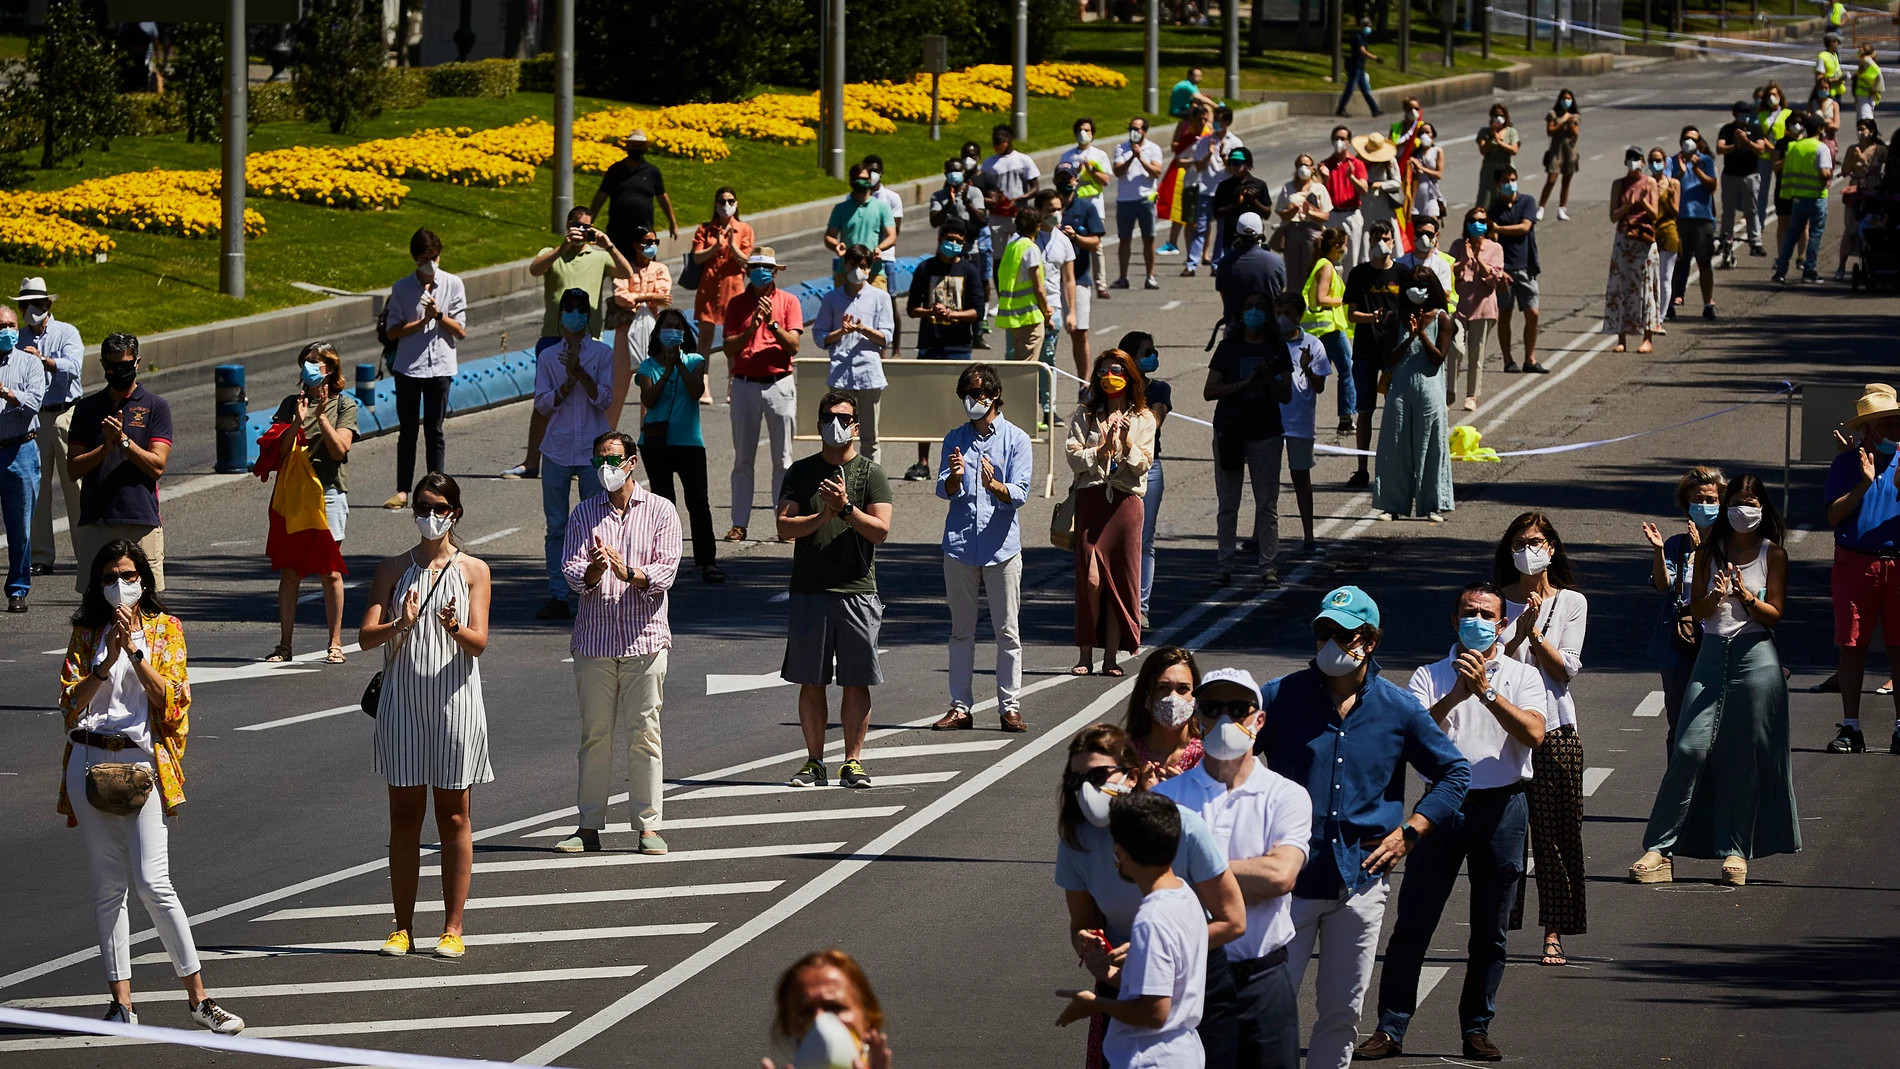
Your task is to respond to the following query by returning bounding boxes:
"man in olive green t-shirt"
[506,206,634,478]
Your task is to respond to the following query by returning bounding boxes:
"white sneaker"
[102,1001,137,1025]
[190,997,244,1035]
[1534,205,1545,221]
[1556,207,1571,221]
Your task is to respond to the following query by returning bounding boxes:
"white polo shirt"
[1407,646,1551,790]
[1155,759,1312,961]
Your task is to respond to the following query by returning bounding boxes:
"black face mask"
[103,362,137,391]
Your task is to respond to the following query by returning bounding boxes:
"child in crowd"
[1276,291,1331,555]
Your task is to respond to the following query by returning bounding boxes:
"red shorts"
[1832,543,1900,646]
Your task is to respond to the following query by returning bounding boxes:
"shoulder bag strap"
[391,551,460,662]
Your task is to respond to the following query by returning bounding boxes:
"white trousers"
[65,745,201,982]
[729,375,797,528]
[574,650,668,832]
[1285,879,1391,1069]
[944,553,1023,713]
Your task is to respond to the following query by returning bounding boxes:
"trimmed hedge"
[382,67,429,109]
[520,52,554,93]
[125,91,183,135]
[250,81,305,124]
[425,58,519,98]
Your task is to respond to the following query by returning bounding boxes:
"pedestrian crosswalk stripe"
[854,739,1011,760]
[238,705,360,731]
[0,1011,572,1052]
[1415,966,1450,1004]
[669,771,958,801]
[130,924,716,964]
[432,842,847,877]
[1583,768,1615,797]
[1633,691,1665,717]
[252,881,783,922]
[522,806,904,836]
[5,966,643,1009]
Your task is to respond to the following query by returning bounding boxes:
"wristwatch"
[1481,685,1498,705]
[1401,824,1420,845]
[129,649,144,666]
[839,500,857,519]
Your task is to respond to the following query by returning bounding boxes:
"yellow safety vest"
[1829,0,1845,24]
[1821,49,1846,100]
[1431,249,1460,315]
[1858,60,1884,105]
[1301,259,1347,336]
[1781,137,1828,200]
[993,235,1045,329]
[1758,107,1789,141]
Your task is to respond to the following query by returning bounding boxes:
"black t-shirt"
[597,156,665,246]
[907,255,985,353]
[1212,173,1270,249]
[1344,262,1407,359]
[782,451,893,595]
[1718,120,1762,175]
[1207,337,1291,440]
[69,384,174,527]
[1146,378,1173,454]
[1486,193,1540,276]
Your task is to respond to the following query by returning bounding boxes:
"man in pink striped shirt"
[553,431,683,856]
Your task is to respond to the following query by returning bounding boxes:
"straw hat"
[1846,383,1900,428]
[1352,131,1397,163]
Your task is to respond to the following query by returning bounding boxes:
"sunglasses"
[1065,765,1131,788]
[1313,621,1366,645]
[717,198,737,205]
[415,504,457,518]
[590,454,630,469]
[823,413,857,426]
[1198,699,1256,720]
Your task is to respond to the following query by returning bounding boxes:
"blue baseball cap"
[1315,585,1380,630]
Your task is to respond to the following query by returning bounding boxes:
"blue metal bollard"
[214,364,248,473]
[355,363,377,406]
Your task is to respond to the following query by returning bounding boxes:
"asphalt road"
[4,48,1899,1068]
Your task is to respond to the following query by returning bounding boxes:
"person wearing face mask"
[984,124,1043,264]
[1118,332,1170,625]
[1274,154,1334,309]
[532,289,616,621]
[587,127,677,249]
[1032,189,1078,416]
[1205,292,1294,588]
[860,156,904,359]
[381,227,466,510]
[1215,211,1287,331]
[1356,583,1546,1064]
[687,187,754,376]
[993,207,1052,379]
[1406,122,1445,234]
[1632,474,1796,888]
[1291,242,1345,473]
[906,225,987,478]
[1717,101,1772,262]
[958,138,1002,326]
[608,225,672,428]
[260,342,357,663]
[636,308,721,583]
[816,244,895,468]
[1604,146,1661,354]
[1069,351,1156,675]
[1113,117,1165,289]
[359,473,492,961]
[1447,206,1506,412]
[761,950,892,1069]
[1186,106,1245,275]
[824,162,898,285]
[933,363,1032,733]
[1473,104,1519,209]
[1336,18,1382,118]
[1055,718,1248,1069]
[1647,148,1681,326]
[15,277,81,578]
[551,431,681,857]
[1350,131,1402,251]
[722,248,804,542]
[1212,149,1272,273]
[1343,220,1405,488]
[1318,126,1369,270]
[777,393,894,790]
[1771,111,1833,285]
[1854,42,1883,122]
[1371,267,1454,523]
[1755,83,1791,239]
[58,541,247,1035]
[1643,466,1727,754]
[1834,118,1885,281]
[1060,119,1115,299]
[1493,512,1588,967]
[1124,646,1207,783]
[1152,667,1313,1069]
[928,158,990,249]
[1539,90,1580,222]
[1822,386,1900,755]
[1257,586,1470,1069]
[1669,129,1718,319]
[0,302,43,612]
[1389,97,1425,158]
[1057,170,1108,395]
[1394,217,1456,316]
[1485,165,1545,374]
[1161,101,1212,258]
[67,333,171,596]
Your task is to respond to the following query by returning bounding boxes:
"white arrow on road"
[706,672,796,696]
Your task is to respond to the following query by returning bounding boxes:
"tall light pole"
[1012,0,1028,139]
[220,0,246,298]
[1225,0,1240,100]
[1144,0,1159,113]
[826,0,845,178]
[551,0,574,232]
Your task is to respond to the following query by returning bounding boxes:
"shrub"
[292,0,388,134]
[0,0,133,168]
[520,52,554,93]
[250,81,306,124]
[123,92,184,136]
[168,22,224,142]
[382,67,428,109]
[578,0,807,105]
[425,58,519,98]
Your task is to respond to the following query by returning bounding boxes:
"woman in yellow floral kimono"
[57,540,246,1034]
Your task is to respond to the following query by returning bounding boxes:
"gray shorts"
[1499,270,1539,312]
[1283,436,1315,471]
[781,592,884,687]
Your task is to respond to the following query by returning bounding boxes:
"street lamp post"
[551,0,573,233]
[220,0,246,298]
[1144,0,1159,113]
[1013,0,1028,139]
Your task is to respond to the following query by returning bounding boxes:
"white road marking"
[856,739,1011,760]
[186,662,320,685]
[523,807,903,836]
[1479,334,1618,436]
[1787,527,1811,544]
[237,705,359,732]
[293,642,362,662]
[1634,691,1665,717]
[41,647,65,654]
[0,1011,571,1052]
[670,771,959,801]
[466,525,523,546]
[0,473,245,552]
[252,881,783,922]
[298,579,363,604]
[1583,768,1615,797]
[1415,966,1451,1005]
[430,841,847,877]
[5,966,643,1008]
[132,924,714,964]
[706,671,797,696]
[209,539,254,547]
[1160,299,1183,310]
[767,591,790,603]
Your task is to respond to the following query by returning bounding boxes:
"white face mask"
[1334,138,1349,154]
[846,267,869,286]
[820,416,855,448]
[1681,139,1699,155]
[1492,115,1506,127]
[1627,159,1644,172]
[598,462,631,492]
[1128,128,1143,144]
[417,259,437,278]
[1201,715,1258,761]
[793,1011,864,1069]
[716,202,736,218]
[868,171,882,190]
[1512,545,1552,575]
[1316,638,1365,677]
[26,307,48,328]
[964,396,992,422]
[1296,164,1312,180]
[1374,240,1393,258]
[1077,780,1125,827]
[1151,693,1196,729]
[416,512,455,540]
[1077,130,1094,145]
[1419,134,1435,149]
[103,577,142,609]
[1404,286,1430,305]
[1728,504,1764,532]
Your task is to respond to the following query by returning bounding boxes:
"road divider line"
[466,526,523,546]
[854,739,1011,760]
[428,842,846,878]
[6,966,644,1009]
[523,808,904,836]
[238,705,360,732]
[298,580,363,605]
[0,1010,571,1054]
[670,771,958,801]
[132,924,714,964]
[1582,768,1615,797]
[1633,692,1665,718]
[252,881,783,922]
[1479,335,1618,436]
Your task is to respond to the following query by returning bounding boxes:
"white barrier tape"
[0,1006,577,1068]
[1050,362,1218,427]
[1486,7,1816,63]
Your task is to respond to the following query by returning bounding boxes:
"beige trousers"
[573,649,668,832]
[73,523,165,594]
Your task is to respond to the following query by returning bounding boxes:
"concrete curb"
[1517,52,1618,77]
[1239,61,1533,117]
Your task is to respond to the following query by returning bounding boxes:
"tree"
[293,0,388,134]
[0,0,131,168]
[579,0,807,105]
[169,23,224,144]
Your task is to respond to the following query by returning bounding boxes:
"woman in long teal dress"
[1630,472,1799,887]
[1371,264,1455,522]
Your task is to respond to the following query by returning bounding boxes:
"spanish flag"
[253,423,346,577]
[1154,162,1189,226]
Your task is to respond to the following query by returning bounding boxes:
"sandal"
[324,646,347,664]
[1720,856,1748,886]
[1102,664,1125,678]
[1070,663,1094,676]
[1629,851,1673,884]
[382,492,408,510]
[263,644,292,663]
[1541,936,1567,966]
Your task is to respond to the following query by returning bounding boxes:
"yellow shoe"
[378,930,411,957]
[434,932,466,959]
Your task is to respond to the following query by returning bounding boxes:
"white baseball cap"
[1236,211,1264,237]
[1195,667,1263,707]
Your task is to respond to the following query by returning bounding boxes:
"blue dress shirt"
[1259,662,1471,899]
[22,318,83,406]
[0,346,46,439]
[936,413,1032,566]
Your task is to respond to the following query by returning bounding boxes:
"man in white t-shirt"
[983,124,1042,268]
[1031,189,1076,418]
[1057,789,1209,1069]
[863,154,906,358]
[1156,667,1313,1069]
[1060,117,1115,299]
[1188,105,1245,274]
[1356,582,1549,1064]
[1113,116,1166,290]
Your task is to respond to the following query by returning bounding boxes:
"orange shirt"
[613,259,673,316]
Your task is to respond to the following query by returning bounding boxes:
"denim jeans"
[0,438,39,597]
[1214,436,1282,574]
[1774,196,1828,278]
[1185,192,1218,265]
[542,458,602,600]
[1321,329,1355,421]
[1336,66,1378,115]
[1139,458,1164,614]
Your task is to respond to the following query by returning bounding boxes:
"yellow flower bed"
[842,82,959,125]
[11,172,267,240]
[0,199,114,264]
[243,151,412,210]
[340,134,536,187]
[657,103,815,146]
[929,71,1016,112]
[958,63,1076,98]
[752,93,899,135]
[1035,62,1128,89]
[571,107,731,161]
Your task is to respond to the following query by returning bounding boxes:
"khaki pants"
[573,649,668,832]
[73,523,165,594]
[32,405,78,569]
[1004,320,1046,366]
[1448,318,1492,402]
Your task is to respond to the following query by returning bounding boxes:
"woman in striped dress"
[358,472,493,960]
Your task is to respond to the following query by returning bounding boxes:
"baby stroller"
[1850,190,1900,293]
